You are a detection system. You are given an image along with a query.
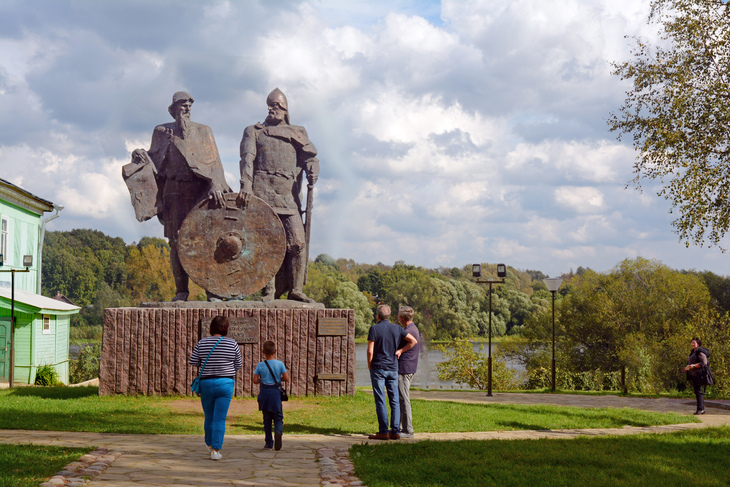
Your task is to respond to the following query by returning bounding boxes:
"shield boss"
[178,193,286,298]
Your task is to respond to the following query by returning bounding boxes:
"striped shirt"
[190,336,242,378]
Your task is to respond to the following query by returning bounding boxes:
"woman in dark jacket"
[683,337,713,415]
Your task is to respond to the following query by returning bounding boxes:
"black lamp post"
[542,277,562,393]
[1,254,32,388]
[473,263,507,396]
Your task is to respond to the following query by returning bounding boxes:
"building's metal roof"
[0,178,55,215]
[0,286,80,314]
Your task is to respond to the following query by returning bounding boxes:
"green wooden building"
[0,178,78,385]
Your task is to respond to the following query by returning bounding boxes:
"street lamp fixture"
[542,277,563,392]
[473,263,507,397]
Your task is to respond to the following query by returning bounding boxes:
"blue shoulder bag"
[191,337,224,394]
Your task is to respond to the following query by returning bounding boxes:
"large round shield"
[177,193,286,299]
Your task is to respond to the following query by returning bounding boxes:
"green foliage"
[69,325,102,341]
[0,444,93,487]
[34,364,62,386]
[303,261,373,336]
[435,339,518,390]
[509,257,715,394]
[69,343,101,384]
[696,270,730,314]
[0,388,694,435]
[125,243,176,303]
[609,0,730,249]
[42,229,128,306]
[525,367,622,391]
[351,427,730,487]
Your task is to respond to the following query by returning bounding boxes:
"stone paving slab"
[1,392,729,486]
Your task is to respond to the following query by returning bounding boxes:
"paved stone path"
[1,392,728,486]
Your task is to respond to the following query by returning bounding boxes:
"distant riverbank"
[355,342,523,389]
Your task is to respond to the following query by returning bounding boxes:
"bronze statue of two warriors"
[124,89,319,303]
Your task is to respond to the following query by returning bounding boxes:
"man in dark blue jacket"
[367,304,417,440]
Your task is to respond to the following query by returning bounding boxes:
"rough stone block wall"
[99,307,355,396]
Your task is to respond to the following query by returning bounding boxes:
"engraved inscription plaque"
[317,373,346,381]
[317,317,347,336]
[201,316,259,344]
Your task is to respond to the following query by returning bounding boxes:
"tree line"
[42,229,561,340]
[44,229,730,394]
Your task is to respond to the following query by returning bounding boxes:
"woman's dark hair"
[263,340,276,355]
[692,337,702,346]
[210,315,230,336]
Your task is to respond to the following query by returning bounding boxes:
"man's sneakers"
[210,450,222,460]
[275,433,283,451]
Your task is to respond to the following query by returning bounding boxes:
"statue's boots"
[288,251,315,303]
[170,241,189,302]
[261,279,275,302]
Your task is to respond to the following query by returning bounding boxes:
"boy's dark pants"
[263,410,284,447]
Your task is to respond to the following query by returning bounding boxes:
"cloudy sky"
[1,0,727,277]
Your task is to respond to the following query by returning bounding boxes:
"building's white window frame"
[0,215,8,266]
[42,314,52,335]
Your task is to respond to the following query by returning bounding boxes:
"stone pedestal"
[99,301,355,397]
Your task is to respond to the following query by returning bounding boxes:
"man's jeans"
[398,373,415,434]
[370,368,400,434]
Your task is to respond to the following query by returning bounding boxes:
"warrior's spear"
[303,182,314,284]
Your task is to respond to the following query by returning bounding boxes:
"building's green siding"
[1,185,73,385]
[0,308,70,385]
[0,200,41,293]
[11,313,33,384]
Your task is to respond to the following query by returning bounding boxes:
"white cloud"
[554,186,605,213]
[1,0,728,278]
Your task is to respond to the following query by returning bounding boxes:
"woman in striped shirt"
[190,315,243,460]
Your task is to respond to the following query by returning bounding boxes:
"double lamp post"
[472,263,563,394]
[472,263,506,397]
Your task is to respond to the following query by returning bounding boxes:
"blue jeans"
[200,378,235,450]
[262,410,284,447]
[370,368,400,434]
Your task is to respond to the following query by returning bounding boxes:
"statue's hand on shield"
[236,189,250,209]
[207,183,228,208]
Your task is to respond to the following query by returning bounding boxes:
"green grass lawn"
[0,386,697,435]
[0,444,92,487]
[352,426,730,487]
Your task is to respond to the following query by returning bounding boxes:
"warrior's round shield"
[177,193,285,298]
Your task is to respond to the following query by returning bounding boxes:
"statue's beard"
[177,112,192,138]
[265,111,286,126]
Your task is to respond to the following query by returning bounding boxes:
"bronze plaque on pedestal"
[317,373,346,381]
[201,316,259,344]
[317,317,347,336]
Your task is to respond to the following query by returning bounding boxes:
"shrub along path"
[1,392,728,486]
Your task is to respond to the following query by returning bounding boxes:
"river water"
[355,342,522,389]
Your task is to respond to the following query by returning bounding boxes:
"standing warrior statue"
[239,88,319,303]
[128,91,230,301]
